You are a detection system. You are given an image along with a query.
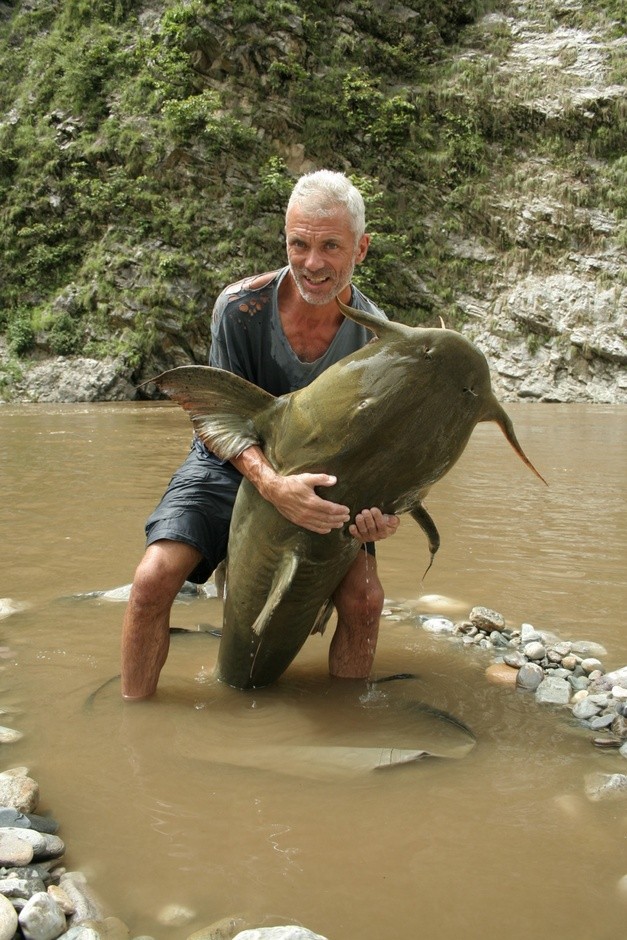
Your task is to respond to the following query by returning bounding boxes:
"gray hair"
[286,170,366,241]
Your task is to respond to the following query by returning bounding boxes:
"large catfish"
[152,301,545,689]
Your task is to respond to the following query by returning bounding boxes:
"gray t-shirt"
[209,266,386,395]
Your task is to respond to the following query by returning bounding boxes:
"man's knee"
[131,540,202,609]
[334,556,384,624]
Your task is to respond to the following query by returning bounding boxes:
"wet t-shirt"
[209,266,386,394]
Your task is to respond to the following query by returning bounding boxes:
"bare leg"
[121,540,203,700]
[329,548,384,679]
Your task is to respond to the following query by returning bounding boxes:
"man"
[121,170,399,700]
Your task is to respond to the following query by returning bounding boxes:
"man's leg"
[329,548,384,679]
[121,540,203,700]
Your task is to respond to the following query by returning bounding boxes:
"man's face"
[285,204,369,306]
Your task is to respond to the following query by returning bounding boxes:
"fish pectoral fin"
[409,502,441,577]
[148,366,276,461]
[251,553,300,637]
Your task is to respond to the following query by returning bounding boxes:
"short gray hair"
[286,170,366,241]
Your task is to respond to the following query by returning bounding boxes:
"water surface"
[1,403,625,939]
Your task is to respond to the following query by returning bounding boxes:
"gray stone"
[0,830,64,861]
[0,893,18,940]
[489,630,509,647]
[552,642,573,657]
[589,713,615,730]
[581,657,603,674]
[620,742,627,759]
[572,699,602,721]
[233,930,328,940]
[58,928,100,940]
[0,809,58,834]
[570,640,608,659]
[516,662,545,691]
[18,891,66,940]
[469,607,505,631]
[187,915,247,940]
[0,831,34,866]
[520,623,542,643]
[524,641,546,661]
[59,873,104,923]
[0,876,46,900]
[585,773,627,802]
[535,677,571,705]
[0,770,39,814]
[611,715,627,739]
[504,651,527,668]
[592,665,627,692]
[568,675,589,692]
[421,617,455,635]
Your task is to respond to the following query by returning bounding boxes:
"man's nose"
[304,246,325,270]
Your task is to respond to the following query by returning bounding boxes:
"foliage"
[0,0,624,385]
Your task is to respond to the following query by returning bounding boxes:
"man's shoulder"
[221,268,283,300]
[350,284,388,321]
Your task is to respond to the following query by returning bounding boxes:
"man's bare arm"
[231,446,399,541]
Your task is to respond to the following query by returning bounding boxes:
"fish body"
[154,302,544,689]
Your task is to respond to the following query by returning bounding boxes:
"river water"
[1,402,626,940]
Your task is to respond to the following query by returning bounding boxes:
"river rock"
[0,892,18,940]
[59,873,105,923]
[18,891,66,940]
[469,607,505,631]
[585,773,627,802]
[0,876,46,901]
[0,829,64,861]
[591,666,627,692]
[571,699,602,721]
[0,831,34,866]
[157,904,196,927]
[0,810,58,834]
[0,726,23,744]
[581,657,603,674]
[421,617,455,635]
[0,599,28,621]
[485,663,518,687]
[74,916,130,940]
[613,686,627,700]
[503,650,527,668]
[187,914,247,940]
[233,929,328,940]
[516,662,544,691]
[524,641,546,661]
[620,742,627,759]
[520,623,542,643]
[570,640,608,659]
[535,676,571,705]
[0,769,39,814]
[611,715,627,739]
[47,885,75,915]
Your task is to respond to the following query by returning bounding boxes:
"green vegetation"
[0,0,624,388]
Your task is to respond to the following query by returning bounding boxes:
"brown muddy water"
[1,402,626,940]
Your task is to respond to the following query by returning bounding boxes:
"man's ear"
[356,233,370,264]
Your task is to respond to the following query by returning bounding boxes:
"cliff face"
[0,0,625,403]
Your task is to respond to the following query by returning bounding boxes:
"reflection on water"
[1,403,626,940]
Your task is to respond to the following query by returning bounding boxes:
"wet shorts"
[145,441,242,584]
[145,439,374,584]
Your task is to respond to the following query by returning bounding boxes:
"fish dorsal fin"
[150,365,276,461]
[337,300,411,342]
[250,552,300,637]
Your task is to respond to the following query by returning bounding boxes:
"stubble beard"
[290,260,355,307]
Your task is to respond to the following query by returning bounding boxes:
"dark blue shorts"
[145,441,242,584]
[145,439,374,584]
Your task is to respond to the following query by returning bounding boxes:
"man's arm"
[231,446,399,541]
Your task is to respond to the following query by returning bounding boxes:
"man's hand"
[264,472,351,534]
[349,507,400,543]
[233,446,400,539]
